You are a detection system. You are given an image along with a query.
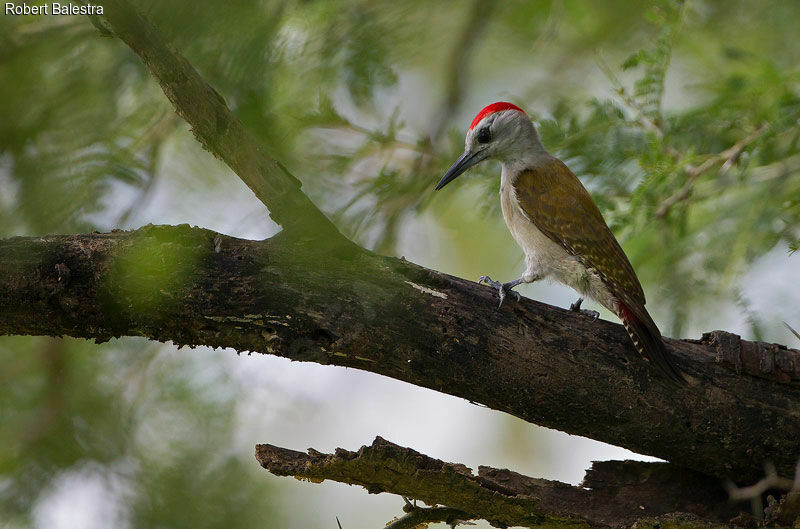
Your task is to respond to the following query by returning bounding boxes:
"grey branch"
[93,0,338,236]
[432,0,494,137]
[725,462,799,502]
[724,461,800,525]
[1,226,799,483]
[256,436,743,528]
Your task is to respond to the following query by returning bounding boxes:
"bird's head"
[435,101,542,190]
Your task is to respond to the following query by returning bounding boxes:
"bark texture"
[256,436,742,528]
[1,225,798,483]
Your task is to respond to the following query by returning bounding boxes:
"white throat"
[499,143,551,188]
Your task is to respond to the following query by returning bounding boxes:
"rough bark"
[1,225,798,483]
[256,436,742,528]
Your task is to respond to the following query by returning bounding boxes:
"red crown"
[469,102,526,130]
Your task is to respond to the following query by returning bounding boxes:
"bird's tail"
[617,301,686,385]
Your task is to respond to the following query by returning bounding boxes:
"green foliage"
[621,1,686,124]
[0,337,280,528]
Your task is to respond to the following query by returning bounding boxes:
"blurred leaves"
[0,337,280,528]
[620,1,686,125]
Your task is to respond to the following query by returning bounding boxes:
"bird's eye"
[476,126,492,144]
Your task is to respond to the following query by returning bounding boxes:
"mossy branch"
[256,437,742,528]
[1,225,799,484]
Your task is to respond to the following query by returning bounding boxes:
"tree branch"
[92,0,339,236]
[256,436,741,528]
[2,225,799,483]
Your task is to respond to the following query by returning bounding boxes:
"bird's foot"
[478,276,522,308]
[570,297,599,320]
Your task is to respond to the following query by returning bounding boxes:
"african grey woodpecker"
[435,102,685,384]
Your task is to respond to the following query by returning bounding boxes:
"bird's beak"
[435,150,487,190]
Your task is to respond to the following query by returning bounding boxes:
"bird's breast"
[499,182,568,266]
[499,182,616,309]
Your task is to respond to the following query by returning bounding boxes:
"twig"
[432,0,494,137]
[595,53,668,140]
[725,462,797,502]
[724,460,800,521]
[784,322,800,343]
[655,123,768,217]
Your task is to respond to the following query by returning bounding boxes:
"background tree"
[1,1,798,528]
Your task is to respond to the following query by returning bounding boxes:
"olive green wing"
[512,158,645,306]
[513,158,686,384]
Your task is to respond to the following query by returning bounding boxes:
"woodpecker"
[435,102,684,384]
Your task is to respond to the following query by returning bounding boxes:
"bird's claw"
[569,297,583,311]
[478,275,501,289]
[570,297,599,320]
[478,276,521,308]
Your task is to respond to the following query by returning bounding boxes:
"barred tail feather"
[618,302,685,385]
